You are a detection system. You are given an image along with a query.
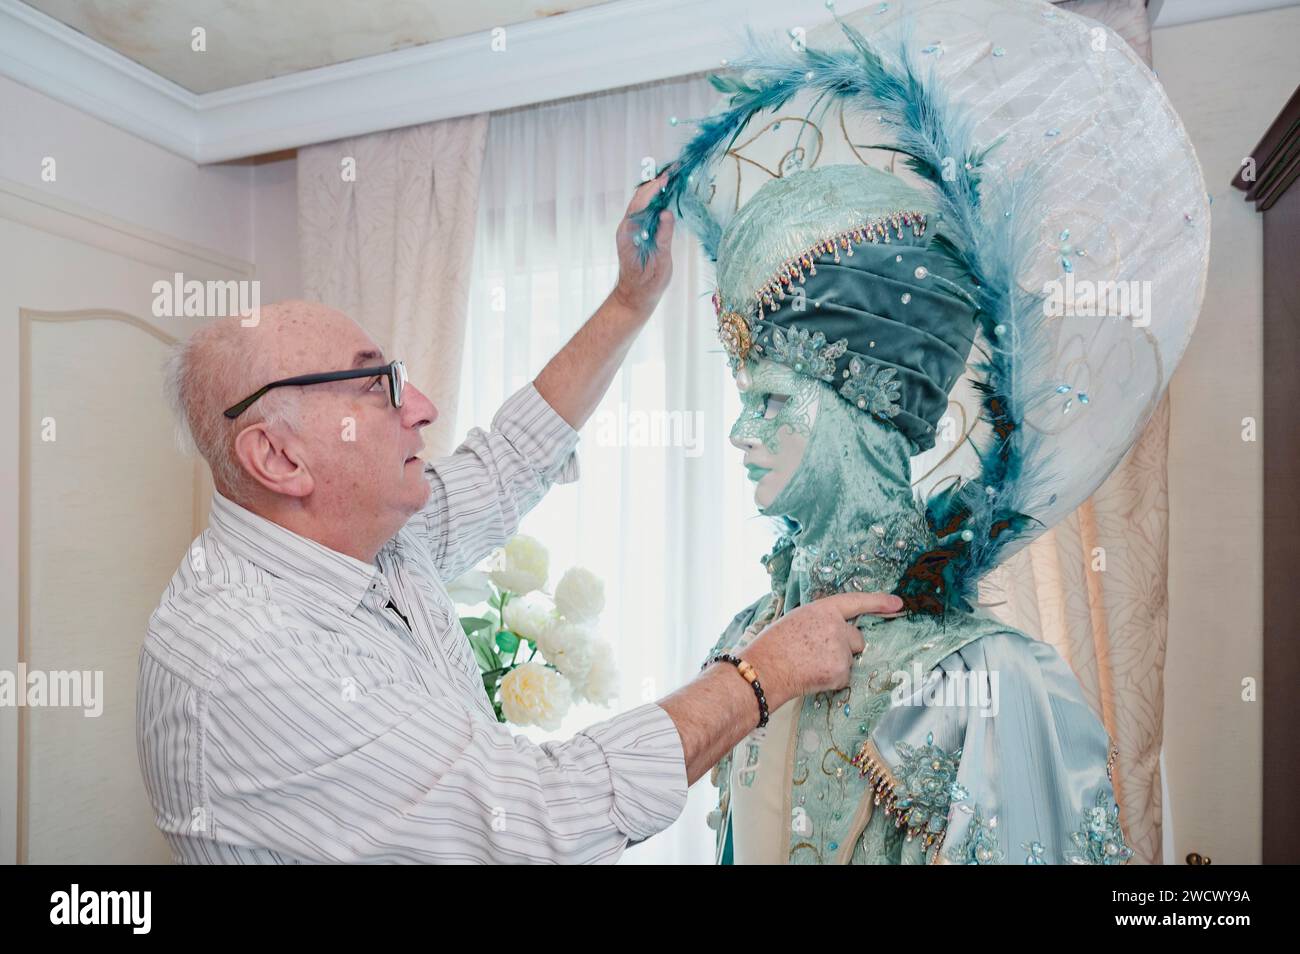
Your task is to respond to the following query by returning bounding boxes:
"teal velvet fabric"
[715,165,981,452]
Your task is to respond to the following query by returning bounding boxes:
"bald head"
[164,300,374,499]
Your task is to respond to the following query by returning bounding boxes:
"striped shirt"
[137,382,687,863]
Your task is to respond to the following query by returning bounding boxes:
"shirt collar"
[207,491,383,615]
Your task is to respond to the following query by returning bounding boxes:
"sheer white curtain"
[459,76,773,864]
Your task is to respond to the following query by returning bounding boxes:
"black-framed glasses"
[223,360,407,419]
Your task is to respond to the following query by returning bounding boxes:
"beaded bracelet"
[703,652,769,729]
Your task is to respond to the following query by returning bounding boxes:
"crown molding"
[0,0,200,156]
[3,0,1297,165]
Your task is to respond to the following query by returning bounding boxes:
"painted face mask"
[729,358,821,510]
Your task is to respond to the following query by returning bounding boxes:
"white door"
[0,178,251,863]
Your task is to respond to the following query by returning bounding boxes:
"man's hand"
[659,591,903,786]
[611,172,675,318]
[741,592,904,709]
[532,173,676,429]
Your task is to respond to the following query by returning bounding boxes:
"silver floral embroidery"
[891,731,964,845]
[800,511,931,599]
[1064,790,1132,865]
[765,326,848,382]
[838,356,903,420]
[945,804,1005,864]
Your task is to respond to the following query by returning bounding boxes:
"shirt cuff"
[492,382,580,485]
[578,702,688,842]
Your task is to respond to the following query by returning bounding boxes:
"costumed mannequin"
[632,0,1209,864]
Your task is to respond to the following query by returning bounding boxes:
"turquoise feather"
[641,17,1064,609]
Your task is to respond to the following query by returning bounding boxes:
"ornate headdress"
[633,0,1209,613]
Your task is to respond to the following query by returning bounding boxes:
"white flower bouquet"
[447,534,619,730]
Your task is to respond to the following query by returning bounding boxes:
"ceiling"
[5,0,1297,164]
[20,0,612,93]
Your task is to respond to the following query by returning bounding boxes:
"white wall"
[0,74,304,301]
[1155,3,1298,865]
[0,75,251,262]
[0,73,300,861]
[251,154,301,304]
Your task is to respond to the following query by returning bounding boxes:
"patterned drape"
[297,115,489,455]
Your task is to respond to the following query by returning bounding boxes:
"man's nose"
[402,384,438,428]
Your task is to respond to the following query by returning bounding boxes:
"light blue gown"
[708,374,1131,865]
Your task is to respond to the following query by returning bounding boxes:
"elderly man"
[138,175,901,863]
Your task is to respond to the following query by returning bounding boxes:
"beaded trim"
[712,209,935,376]
[850,736,956,855]
[712,210,929,322]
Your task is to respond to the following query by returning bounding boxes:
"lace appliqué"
[945,804,1006,864]
[852,732,962,855]
[799,511,932,600]
[838,356,903,421]
[1065,790,1133,865]
[729,362,822,455]
[764,326,848,382]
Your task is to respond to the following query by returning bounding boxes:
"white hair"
[163,324,301,500]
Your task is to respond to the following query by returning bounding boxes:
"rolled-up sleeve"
[577,704,688,842]
[199,633,687,864]
[414,382,580,581]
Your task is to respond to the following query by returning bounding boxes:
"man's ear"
[233,423,314,498]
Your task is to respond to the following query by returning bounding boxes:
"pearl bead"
[901,293,911,304]
[914,266,929,280]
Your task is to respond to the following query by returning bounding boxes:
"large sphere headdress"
[633,0,1209,613]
